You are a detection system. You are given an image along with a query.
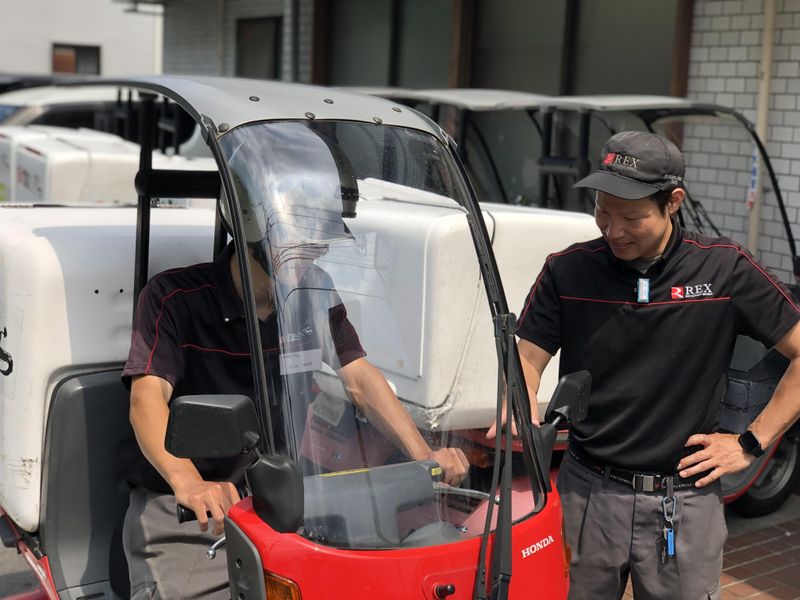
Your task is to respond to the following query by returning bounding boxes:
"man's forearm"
[340,359,431,460]
[517,339,552,420]
[749,356,800,448]
[130,379,203,491]
[520,360,542,420]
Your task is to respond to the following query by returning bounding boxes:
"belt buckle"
[632,473,656,492]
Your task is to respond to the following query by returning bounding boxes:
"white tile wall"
[162,0,313,83]
[163,0,223,76]
[688,0,800,282]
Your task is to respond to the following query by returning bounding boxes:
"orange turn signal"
[265,571,302,600]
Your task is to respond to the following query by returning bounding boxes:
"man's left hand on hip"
[677,433,755,488]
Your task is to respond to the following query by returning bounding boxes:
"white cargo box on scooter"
[332,180,597,431]
[0,206,216,532]
[15,131,137,205]
[0,126,124,203]
[0,126,55,202]
[2,125,217,206]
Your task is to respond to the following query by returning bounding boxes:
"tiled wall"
[163,0,313,83]
[688,0,800,282]
[163,0,224,76]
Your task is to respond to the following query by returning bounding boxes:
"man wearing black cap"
[515,131,800,599]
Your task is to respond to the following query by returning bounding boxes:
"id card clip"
[636,278,650,304]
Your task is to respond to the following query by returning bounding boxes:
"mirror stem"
[243,431,262,457]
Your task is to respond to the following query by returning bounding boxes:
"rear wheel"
[731,435,800,518]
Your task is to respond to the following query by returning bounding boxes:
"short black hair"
[651,184,684,215]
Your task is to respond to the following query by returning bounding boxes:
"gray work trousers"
[123,487,231,600]
[557,453,726,600]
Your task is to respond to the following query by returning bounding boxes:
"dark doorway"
[236,17,283,79]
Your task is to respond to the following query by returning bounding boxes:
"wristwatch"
[738,430,764,457]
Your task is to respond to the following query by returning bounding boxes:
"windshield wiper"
[472,317,508,600]
[473,313,541,600]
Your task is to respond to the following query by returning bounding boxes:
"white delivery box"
[0,206,215,532]
[15,136,93,203]
[5,125,217,205]
[1,126,130,203]
[326,180,598,430]
[14,132,141,204]
[0,127,51,202]
[455,203,598,428]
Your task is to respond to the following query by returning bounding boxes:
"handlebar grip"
[175,485,248,524]
[176,504,199,524]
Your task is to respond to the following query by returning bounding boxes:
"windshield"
[219,120,538,549]
[460,109,542,207]
[0,104,21,123]
[452,105,770,239]
[461,106,769,245]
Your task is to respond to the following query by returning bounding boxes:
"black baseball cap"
[574,131,685,200]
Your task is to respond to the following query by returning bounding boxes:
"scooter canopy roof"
[63,75,446,140]
[355,87,731,116]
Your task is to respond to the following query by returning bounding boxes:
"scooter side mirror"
[246,455,304,533]
[544,371,591,426]
[533,371,592,490]
[166,394,259,458]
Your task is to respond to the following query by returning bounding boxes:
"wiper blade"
[472,342,506,600]
[474,313,537,600]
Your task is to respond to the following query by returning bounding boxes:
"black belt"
[568,447,700,492]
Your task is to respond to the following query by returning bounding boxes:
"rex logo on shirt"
[671,283,714,300]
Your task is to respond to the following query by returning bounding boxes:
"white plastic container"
[1,125,218,205]
[0,206,215,532]
[0,126,112,202]
[14,132,141,204]
[0,127,48,202]
[326,182,599,430]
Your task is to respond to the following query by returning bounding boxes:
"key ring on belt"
[661,494,676,528]
[660,480,677,562]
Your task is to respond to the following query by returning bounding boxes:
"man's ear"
[667,188,685,216]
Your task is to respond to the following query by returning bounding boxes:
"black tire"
[731,435,800,518]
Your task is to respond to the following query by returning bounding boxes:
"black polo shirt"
[517,222,800,473]
[123,243,365,492]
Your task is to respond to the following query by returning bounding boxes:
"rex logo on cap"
[575,131,685,200]
[603,153,640,169]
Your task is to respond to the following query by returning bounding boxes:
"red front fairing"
[228,478,568,600]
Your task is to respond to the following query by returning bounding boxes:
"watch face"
[739,430,763,456]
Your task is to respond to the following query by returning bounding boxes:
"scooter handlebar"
[176,486,248,524]
[176,503,199,524]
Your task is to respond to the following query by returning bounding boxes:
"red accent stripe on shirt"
[559,295,731,306]
[682,239,800,313]
[145,284,217,373]
[517,245,606,326]
[180,343,279,356]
